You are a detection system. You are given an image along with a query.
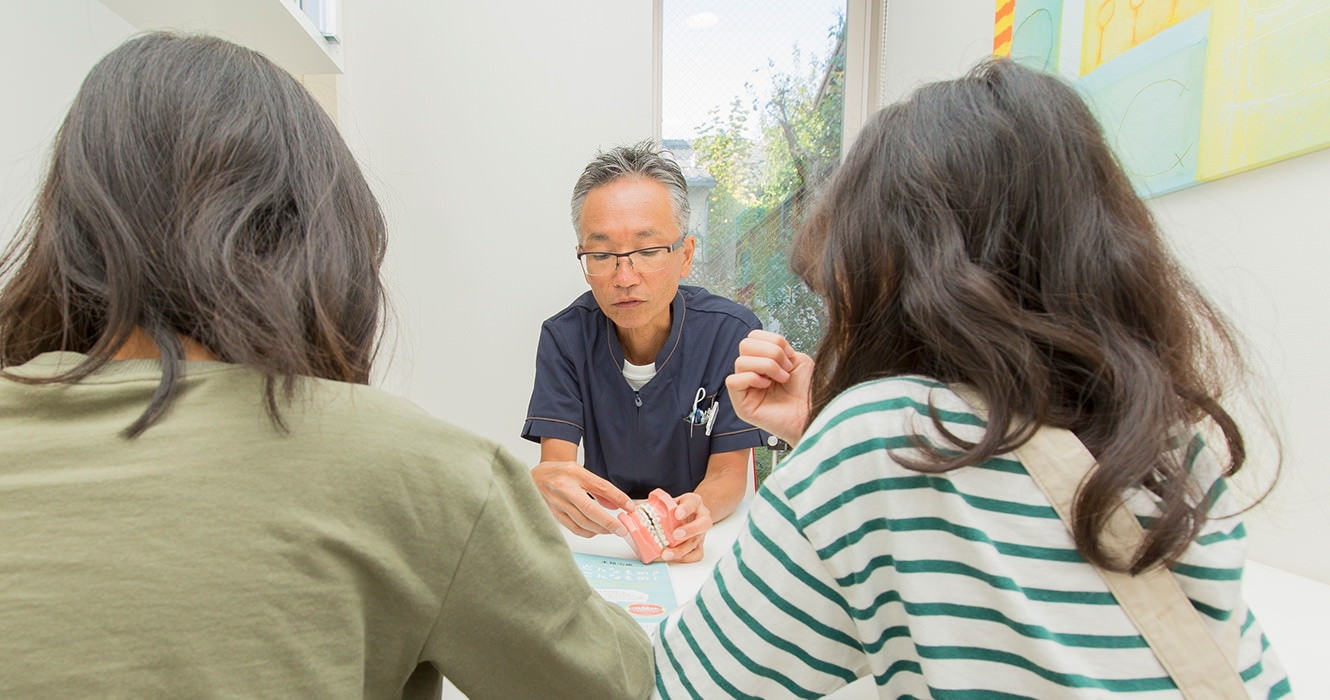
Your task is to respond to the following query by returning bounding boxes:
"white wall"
[335,0,655,465]
[1156,148,1330,582]
[1159,145,1330,698]
[880,0,1330,585]
[0,2,133,238]
[879,0,996,106]
[1,0,654,470]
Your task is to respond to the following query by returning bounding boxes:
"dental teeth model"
[617,489,684,563]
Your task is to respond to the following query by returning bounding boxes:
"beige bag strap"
[952,386,1247,700]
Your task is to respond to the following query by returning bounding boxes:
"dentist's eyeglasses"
[576,239,684,276]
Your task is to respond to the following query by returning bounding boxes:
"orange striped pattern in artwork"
[994,0,1015,56]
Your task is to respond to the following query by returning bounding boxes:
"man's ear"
[679,235,696,278]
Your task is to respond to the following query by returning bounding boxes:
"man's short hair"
[570,140,690,241]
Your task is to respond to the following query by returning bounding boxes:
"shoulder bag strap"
[951,386,1248,700]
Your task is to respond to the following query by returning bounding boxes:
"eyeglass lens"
[581,246,674,276]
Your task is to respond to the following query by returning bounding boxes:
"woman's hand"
[725,329,814,446]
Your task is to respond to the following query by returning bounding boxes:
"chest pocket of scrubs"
[666,386,717,496]
[681,389,720,438]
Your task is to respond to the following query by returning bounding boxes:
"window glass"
[663,0,847,480]
[294,0,338,39]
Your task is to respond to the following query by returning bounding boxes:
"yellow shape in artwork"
[1198,0,1330,180]
[1081,0,1212,74]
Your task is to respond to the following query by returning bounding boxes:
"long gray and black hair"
[0,32,388,437]
[570,140,690,239]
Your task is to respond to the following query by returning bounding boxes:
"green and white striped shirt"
[653,376,1292,698]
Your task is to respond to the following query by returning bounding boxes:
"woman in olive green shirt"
[0,32,651,699]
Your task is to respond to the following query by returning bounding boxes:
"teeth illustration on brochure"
[573,552,678,634]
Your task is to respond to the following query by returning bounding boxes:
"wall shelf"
[99,0,342,75]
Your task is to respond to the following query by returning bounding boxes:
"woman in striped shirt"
[652,58,1292,698]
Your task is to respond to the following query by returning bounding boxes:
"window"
[662,0,846,346]
[661,0,851,480]
[294,0,339,40]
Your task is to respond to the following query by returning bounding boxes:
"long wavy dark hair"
[0,33,387,437]
[794,58,1259,573]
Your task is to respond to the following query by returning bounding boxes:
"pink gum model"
[617,489,684,563]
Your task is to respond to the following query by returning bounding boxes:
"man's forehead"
[576,177,680,246]
[581,229,667,245]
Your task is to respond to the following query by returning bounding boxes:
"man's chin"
[605,311,643,329]
[602,305,656,330]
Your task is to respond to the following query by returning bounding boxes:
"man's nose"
[612,256,640,285]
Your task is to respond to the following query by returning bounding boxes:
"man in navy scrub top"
[522,142,765,562]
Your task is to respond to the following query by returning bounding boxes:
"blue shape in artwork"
[1010,0,1063,73]
[1076,10,1210,198]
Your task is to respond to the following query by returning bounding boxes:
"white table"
[445,493,1330,700]
[1243,560,1330,698]
[562,495,753,603]
[439,498,756,700]
[563,496,881,700]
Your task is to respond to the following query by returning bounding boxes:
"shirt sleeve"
[426,446,653,699]
[703,315,766,455]
[521,322,585,445]
[652,484,870,698]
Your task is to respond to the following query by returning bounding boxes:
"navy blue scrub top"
[522,285,766,498]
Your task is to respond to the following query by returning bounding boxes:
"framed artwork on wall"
[995,0,1330,197]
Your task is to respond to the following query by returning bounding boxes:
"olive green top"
[0,353,651,699]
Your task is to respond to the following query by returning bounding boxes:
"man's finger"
[673,512,712,543]
[671,495,698,520]
[582,476,632,513]
[668,494,711,543]
[570,490,627,536]
[677,542,704,563]
[591,493,622,510]
[664,536,704,563]
[550,505,599,538]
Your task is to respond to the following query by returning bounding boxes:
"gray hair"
[570,140,690,241]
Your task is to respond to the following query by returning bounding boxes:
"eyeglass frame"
[575,238,685,276]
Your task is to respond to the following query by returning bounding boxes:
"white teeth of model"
[637,505,667,547]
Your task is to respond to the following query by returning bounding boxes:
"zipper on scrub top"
[634,391,642,407]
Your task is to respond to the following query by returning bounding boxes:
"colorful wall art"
[994,0,1330,197]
